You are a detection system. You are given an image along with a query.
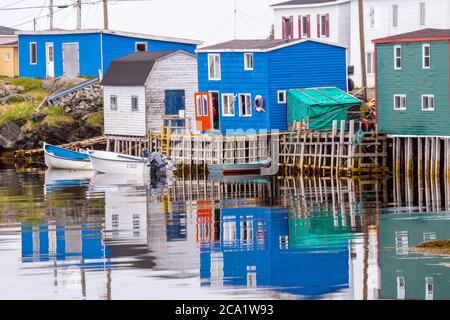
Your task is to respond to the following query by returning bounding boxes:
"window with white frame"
[394,94,406,110]
[110,95,118,111]
[319,14,327,37]
[278,90,287,104]
[208,54,221,80]
[366,52,374,74]
[422,95,435,111]
[131,96,139,111]
[392,4,399,28]
[135,42,147,52]
[221,94,235,116]
[30,42,37,64]
[244,53,254,70]
[423,44,431,69]
[369,7,375,28]
[238,94,252,117]
[301,16,308,37]
[419,2,426,26]
[4,53,11,62]
[394,45,402,69]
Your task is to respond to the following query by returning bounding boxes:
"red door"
[195,92,212,131]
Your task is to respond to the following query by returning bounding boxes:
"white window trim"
[369,7,375,29]
[278,90,287,104]
[238,93,252,117]
[30,42,37,65]
[319,14,327,37]
[244,53,254,71]
[208,53,221,81]
[422,44,431,69]
[392,4,399,28]
[393,94,406,111]
[135,42,148,52]
[366,52,374,75]
[421,94,435,111]
[110,95,118,111]
[419,2,426,26]
[394,45,402,70]
[221,93,235,117]
[131,95,139,112]
[301,16,308,37]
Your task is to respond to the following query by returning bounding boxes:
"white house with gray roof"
[272,0,450,88]
[100,50,198,137]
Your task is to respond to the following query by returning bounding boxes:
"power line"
[0,0,153,10]
[0,0,27,9]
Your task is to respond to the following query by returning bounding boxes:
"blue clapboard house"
[17,29,201,79]
[21,222,110,269]
[199,207,353,298]
[196,39,348,133]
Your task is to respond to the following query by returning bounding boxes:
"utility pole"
[33,18,36,31]
[76,0,82,30]
[49,0,54,30]
[358,0,368,102]
[103,0,109,30]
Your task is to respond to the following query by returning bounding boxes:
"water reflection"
[0,166,449,300]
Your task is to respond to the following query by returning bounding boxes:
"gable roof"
[373,28,450,43]
[271,0,344,7]
[0,25,17,36]
[16,29,202,45]
[196,38,346,53]
[100,50,193,86]
[0,40,18,47]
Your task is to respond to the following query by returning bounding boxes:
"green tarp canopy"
[287,87,362,131]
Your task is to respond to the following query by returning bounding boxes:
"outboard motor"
[141,148,177,178]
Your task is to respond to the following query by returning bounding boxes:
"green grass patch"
[0,103,36,126]
[85,110,104,128]
[3,77,41,92]
[42,114,75,127]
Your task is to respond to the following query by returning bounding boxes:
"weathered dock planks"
[105,120,387,176]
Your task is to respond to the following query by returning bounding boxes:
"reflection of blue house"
[21,222,110,267]
[196,39,347,133]
[200,207,352,298]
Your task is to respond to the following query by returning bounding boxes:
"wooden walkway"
[280,120,387,175]
[105,120,387,176]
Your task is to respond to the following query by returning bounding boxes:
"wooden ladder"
[160,126,171,156]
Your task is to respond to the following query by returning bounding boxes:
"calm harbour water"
[0,161,449,300]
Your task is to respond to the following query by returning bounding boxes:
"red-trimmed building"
[373,29,450,136]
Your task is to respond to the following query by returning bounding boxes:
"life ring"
[254,95,265,112]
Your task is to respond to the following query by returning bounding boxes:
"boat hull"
[208,160,271,176]
[44,152,93,170]
[88,151,148,175]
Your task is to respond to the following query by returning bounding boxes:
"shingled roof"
[0,25,18,35]
[100,51,184,86]
[373,28,450,43]
[198,39,290,51]
[196,38,346,52]
[271,0,340,7]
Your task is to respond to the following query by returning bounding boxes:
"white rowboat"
[88,150,148,175]
[44,142,93,170]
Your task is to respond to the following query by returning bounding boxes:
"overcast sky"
[0,0,281,44]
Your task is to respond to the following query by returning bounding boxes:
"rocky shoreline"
[0,77,104,151]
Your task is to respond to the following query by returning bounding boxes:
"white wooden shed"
[100,50,198,137]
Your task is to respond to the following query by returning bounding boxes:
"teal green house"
[374,29,450,136]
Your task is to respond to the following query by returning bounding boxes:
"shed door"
[45,43,54,78]
[62,43,79,77]
[195,92,212,131]
[165,90,185,127]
